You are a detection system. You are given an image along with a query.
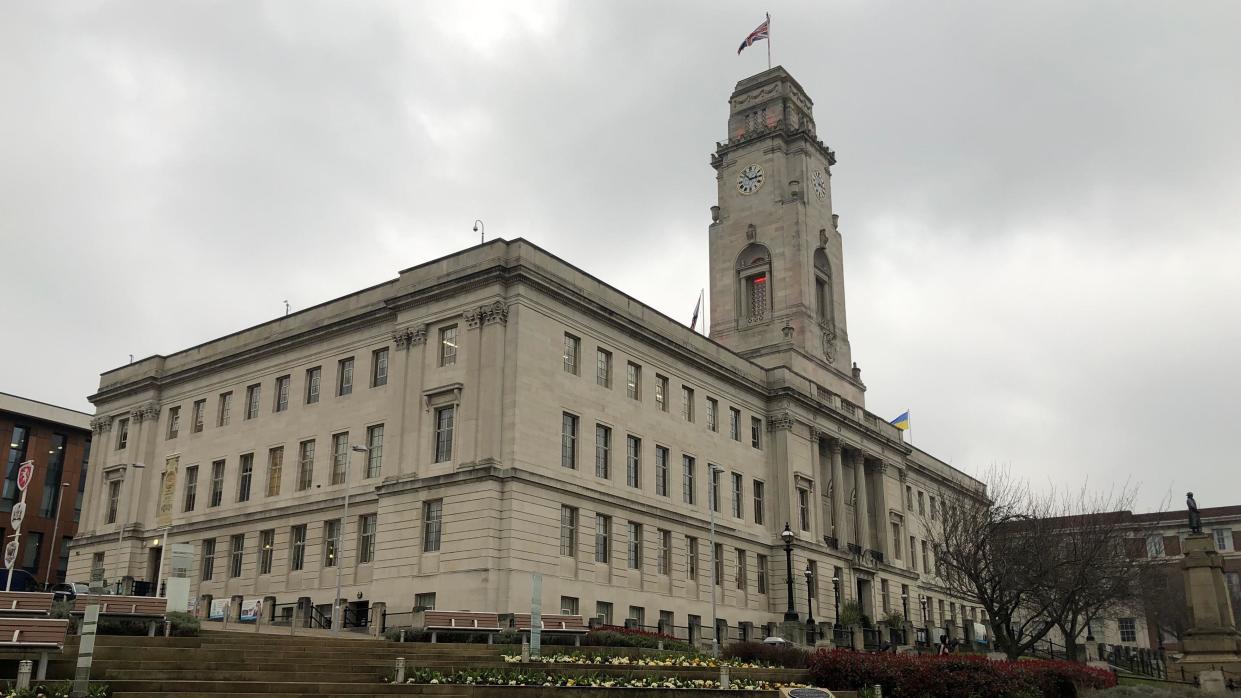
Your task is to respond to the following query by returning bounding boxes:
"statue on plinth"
[1187,492,1202,534]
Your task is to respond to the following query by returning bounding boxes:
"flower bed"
[502,652,764,669]
[385,668,805,690]
[3,682,109,698]
[808,650,1116,698]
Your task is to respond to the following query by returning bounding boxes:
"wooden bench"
[413,610,503,643]
[0,591,55,616]
[0,617,70,680]
[509,613,589,646]
[70,594,168,636]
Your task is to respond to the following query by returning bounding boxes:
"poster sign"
[157,456,179,528]
[3,540,17,569]
[209,597,230,621]
[16,461,34,492]
[170,543,193,578]
[241,597,263,622]
[974,622,988,643]
[9,502,26,531]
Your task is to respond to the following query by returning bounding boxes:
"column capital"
[828,439,843,455]
[90,416,113,434]
[767,412,794,432]
[393,324,427,350]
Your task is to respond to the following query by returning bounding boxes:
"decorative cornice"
[466,300,510,329]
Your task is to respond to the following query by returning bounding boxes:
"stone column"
[874,463,890,560]
[829,441,845,544]
[854,452,870,552]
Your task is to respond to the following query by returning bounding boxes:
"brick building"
[1,392,92,587]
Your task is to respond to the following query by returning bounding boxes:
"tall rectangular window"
[628,606,645,627]
[365,424,384,478]
[337,358,354,396]
[595,514,610,563]
[706,398,718,432]
[596,348,612,387]
[681,385,694,421]
[687,536,699,580]
[655,374,668,411]
[736,548,747,591]
[209,460,225,507]
[201,539,215,581]
[245,385,261,420]
[297,440,315,491]
[323,519,341,567]
[655,446,669,496]
[305,367,321,404]
[797,487,810,531]
[192,399,206,431]
[331,432,349,485]
[658,529,671,575]
[731,472,743,518]
[560,413,578,469]
[921,540,930,572]
[625,435,640,488]
[729,408,741,441]
[757,554,769,594]
[918,491,925,515]
[73,437,88,523]
[891,522,902,560]
[713,543,724,586]
[1215,528,1233,552]
[560,505,578,557]
[563,333,580,374]
[594,424,611,479]
[274,375,290,412]
[266,446,283,497]
[910,536,918,570]
[596,601,613,625]
[423,499,442,552]
[930,495,937,520]
[434,406,455,462]
[682,455,696,505]
[751,417,762,449]
[1119,618,1136,643]
[166,406,181,439]
[217,392,232,426]
[905,485,914,509]
[40,433,67,517]
[627,522,642,569]
[561,596,579,615]
[753,480,765,525]
[439,326,458,367]
[183,466,197,512]
[115,418,129,450]
[105,480,121,523]
[259,529,274,575]
[709,466,721,512]
[372,347,389,386]
[229,534,244,578]
[5,425,30,503]
[626,362,641,400]
[237,453,253,503]
[359,514,377,564]
[290,525,307,571]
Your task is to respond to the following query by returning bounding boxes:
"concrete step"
[106,680,474,694]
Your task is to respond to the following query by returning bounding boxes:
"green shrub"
[1,681,109,697]
[838,600,866,627]
[166,611,200,636]
[579,629,692,652]
[722,640,810,668]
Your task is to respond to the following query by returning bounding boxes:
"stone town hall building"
[68,67,987,639]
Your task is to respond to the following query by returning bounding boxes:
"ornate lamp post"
[781,523,797,621]
[804,565,817,644]
[832,576,841,624]
[920,595,929,643]
[333,444,368,634]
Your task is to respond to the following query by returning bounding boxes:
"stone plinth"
[1174,534,1241,677]
[779,620,807,646]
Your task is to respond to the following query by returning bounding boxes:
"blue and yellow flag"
[889,410,910,431]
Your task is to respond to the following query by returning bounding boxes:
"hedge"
[722,640,811,668]
[808,649,1116,698]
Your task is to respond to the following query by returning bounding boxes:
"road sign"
[3,540,18,569]
[9,502,25,531]
[16,461,34,492]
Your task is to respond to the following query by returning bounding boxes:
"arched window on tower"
[736,243,772,325]
[814,248,834,327]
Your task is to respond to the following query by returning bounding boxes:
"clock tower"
[707,66,863,403]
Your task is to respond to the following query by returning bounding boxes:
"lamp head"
[351,445,369,453]
[803,565,813,578]
[780,523,794,544]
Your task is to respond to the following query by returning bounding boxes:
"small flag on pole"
[889,410,911,431]
[737,15,770,55]
[690,289,704,331]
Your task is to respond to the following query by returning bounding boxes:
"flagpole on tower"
[766,12,772,69]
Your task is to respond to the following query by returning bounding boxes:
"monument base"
[779,620,807,646]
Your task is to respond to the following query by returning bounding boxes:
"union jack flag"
[737,16,769,54]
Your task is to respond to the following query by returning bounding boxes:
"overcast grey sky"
[3,1,1238,510]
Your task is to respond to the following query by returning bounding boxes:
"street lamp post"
[43,482,71,588]
[920,595,928,644]
[333,445,368,634]
[781,524,797,621]
[901,593,909,625]
[832,576,841,627]
[708,464,724,657]
[804,565,816,644]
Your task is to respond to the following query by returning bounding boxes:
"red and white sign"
[16,461,34,492]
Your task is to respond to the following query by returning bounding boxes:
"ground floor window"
[1118,617,1136,642]
[415,592,436,610]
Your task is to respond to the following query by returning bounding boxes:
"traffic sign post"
[5,460,35,591]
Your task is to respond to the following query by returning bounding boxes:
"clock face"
[812,170,827,200]
[737,164,765,195]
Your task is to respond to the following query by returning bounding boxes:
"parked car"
[51,582,90,603]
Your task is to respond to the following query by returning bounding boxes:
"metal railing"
[307,605,331,630]
[833,626,853,649]
[862,628,881,650]
[269,603,296,627]
[342,605,370,632]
